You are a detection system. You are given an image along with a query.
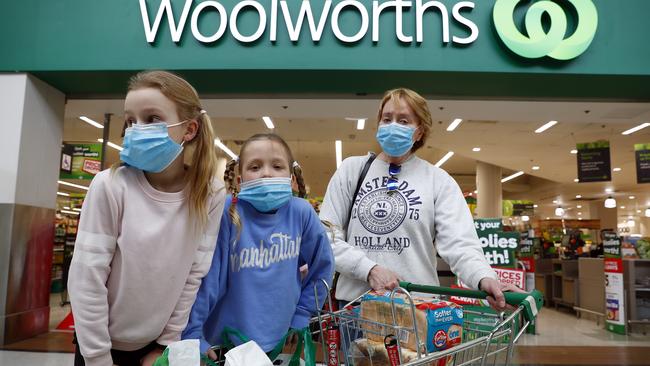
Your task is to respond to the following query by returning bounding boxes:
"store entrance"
[6,96,650,357]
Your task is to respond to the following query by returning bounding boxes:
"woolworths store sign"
[140,0,598,60]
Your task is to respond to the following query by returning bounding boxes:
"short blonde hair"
[377,88,433,153]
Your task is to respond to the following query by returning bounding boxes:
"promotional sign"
[602,231,625,334]
[518,232,537,291]
[474,218,519,268]
[577,141,611,182]
[635,143,650,184]
[59,143,103,180]
[502,200,534,217]
[494,268,525,290]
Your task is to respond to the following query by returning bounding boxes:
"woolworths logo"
[493,0,598,60]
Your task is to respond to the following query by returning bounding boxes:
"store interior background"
[63,97,650,228]
[14,94,649,362]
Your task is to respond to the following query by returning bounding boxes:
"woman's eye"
[399,119,409,124]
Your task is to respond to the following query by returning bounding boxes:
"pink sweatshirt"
[68,167,225,366]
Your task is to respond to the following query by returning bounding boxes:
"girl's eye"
[125,118,135,127]
[149,115,162,123]
[399,119,409,124]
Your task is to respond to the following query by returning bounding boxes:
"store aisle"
[519,308,650,346]
[0,350,73,366]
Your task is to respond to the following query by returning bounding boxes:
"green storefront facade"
[1,0,649,99]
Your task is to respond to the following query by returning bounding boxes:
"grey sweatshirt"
[319,153,497,301]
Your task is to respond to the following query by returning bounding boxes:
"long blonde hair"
[377,88,433,153]
[223,134,307,237]
[121,70,219,231]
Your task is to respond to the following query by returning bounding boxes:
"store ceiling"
[61,98,650,223]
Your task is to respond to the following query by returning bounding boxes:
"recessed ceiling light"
[262,116,275,129]
[356,118,366,130]
[578,218,583,220]
[60,209,80,216]
[435,151,455,168]
[605,188,613,194]
[472,147,481,152]
[629,196,636,199]
[553,200,558,204]
[638,210,642,213]
[621,205,626,209]
[474,190,478,194]
[97,139,123,151]
[58,180,89,191]
[546,217,550,220]
[622,122,650,135]
[578,212,582,215]
[532,166,540,170]
[613,167,622,172]
[79,116,104,129]
[214,139,238,160]
[535,120,558,133]
[576,194,582,199]
[447,118,463,132]
[570,149,578,154]
[577,205,582,208]
[574,178,579,182]
[501,171,524,183]
[533,204,538,208]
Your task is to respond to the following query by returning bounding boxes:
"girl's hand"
[140,347,163,366]
[206,348,218,361]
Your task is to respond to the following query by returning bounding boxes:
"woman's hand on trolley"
[367,265,400,292]
[479,277,525,312]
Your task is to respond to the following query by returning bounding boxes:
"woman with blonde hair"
[69,71,226,366]
[320,88,519,311]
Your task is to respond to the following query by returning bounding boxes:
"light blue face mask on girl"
[237,177,293,213]
[376,122,417,157]
[119,121,186,173]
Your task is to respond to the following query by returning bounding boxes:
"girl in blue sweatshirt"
[182,133,334,359]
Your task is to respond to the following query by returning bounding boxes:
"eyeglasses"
[387,163,401,194]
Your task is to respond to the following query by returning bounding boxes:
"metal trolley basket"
[314,280,543,366]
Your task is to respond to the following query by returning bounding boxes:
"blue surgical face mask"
[119,121,186,173]
[237,177,292,213]
[376,122,417,157]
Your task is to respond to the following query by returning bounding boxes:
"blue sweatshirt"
[182,196,334,353]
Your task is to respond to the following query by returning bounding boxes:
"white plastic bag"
[168,339,200,366]
[224,341,273,366]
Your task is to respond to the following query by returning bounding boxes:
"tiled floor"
[1,304,648,365]
[0,350,73,366]
[518,307,650,346]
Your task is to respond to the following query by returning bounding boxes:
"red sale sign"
[494,268,525,290]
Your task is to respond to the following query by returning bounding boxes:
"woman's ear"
[413,125,424,143]
[183,119,199,142]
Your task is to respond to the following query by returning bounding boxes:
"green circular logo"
[493,0,598,60]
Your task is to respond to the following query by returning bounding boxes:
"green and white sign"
[602,231,625,334]
[577,140,611,183]
[493,0,598,60]
[59,143,102,180]
[474,218,519,268]
[635,143,650,184]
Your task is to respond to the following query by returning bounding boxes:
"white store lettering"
[140,0,479,45]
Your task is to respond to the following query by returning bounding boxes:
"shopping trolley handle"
[398,281,543,322]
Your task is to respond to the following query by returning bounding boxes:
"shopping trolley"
[314,280,543,366]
